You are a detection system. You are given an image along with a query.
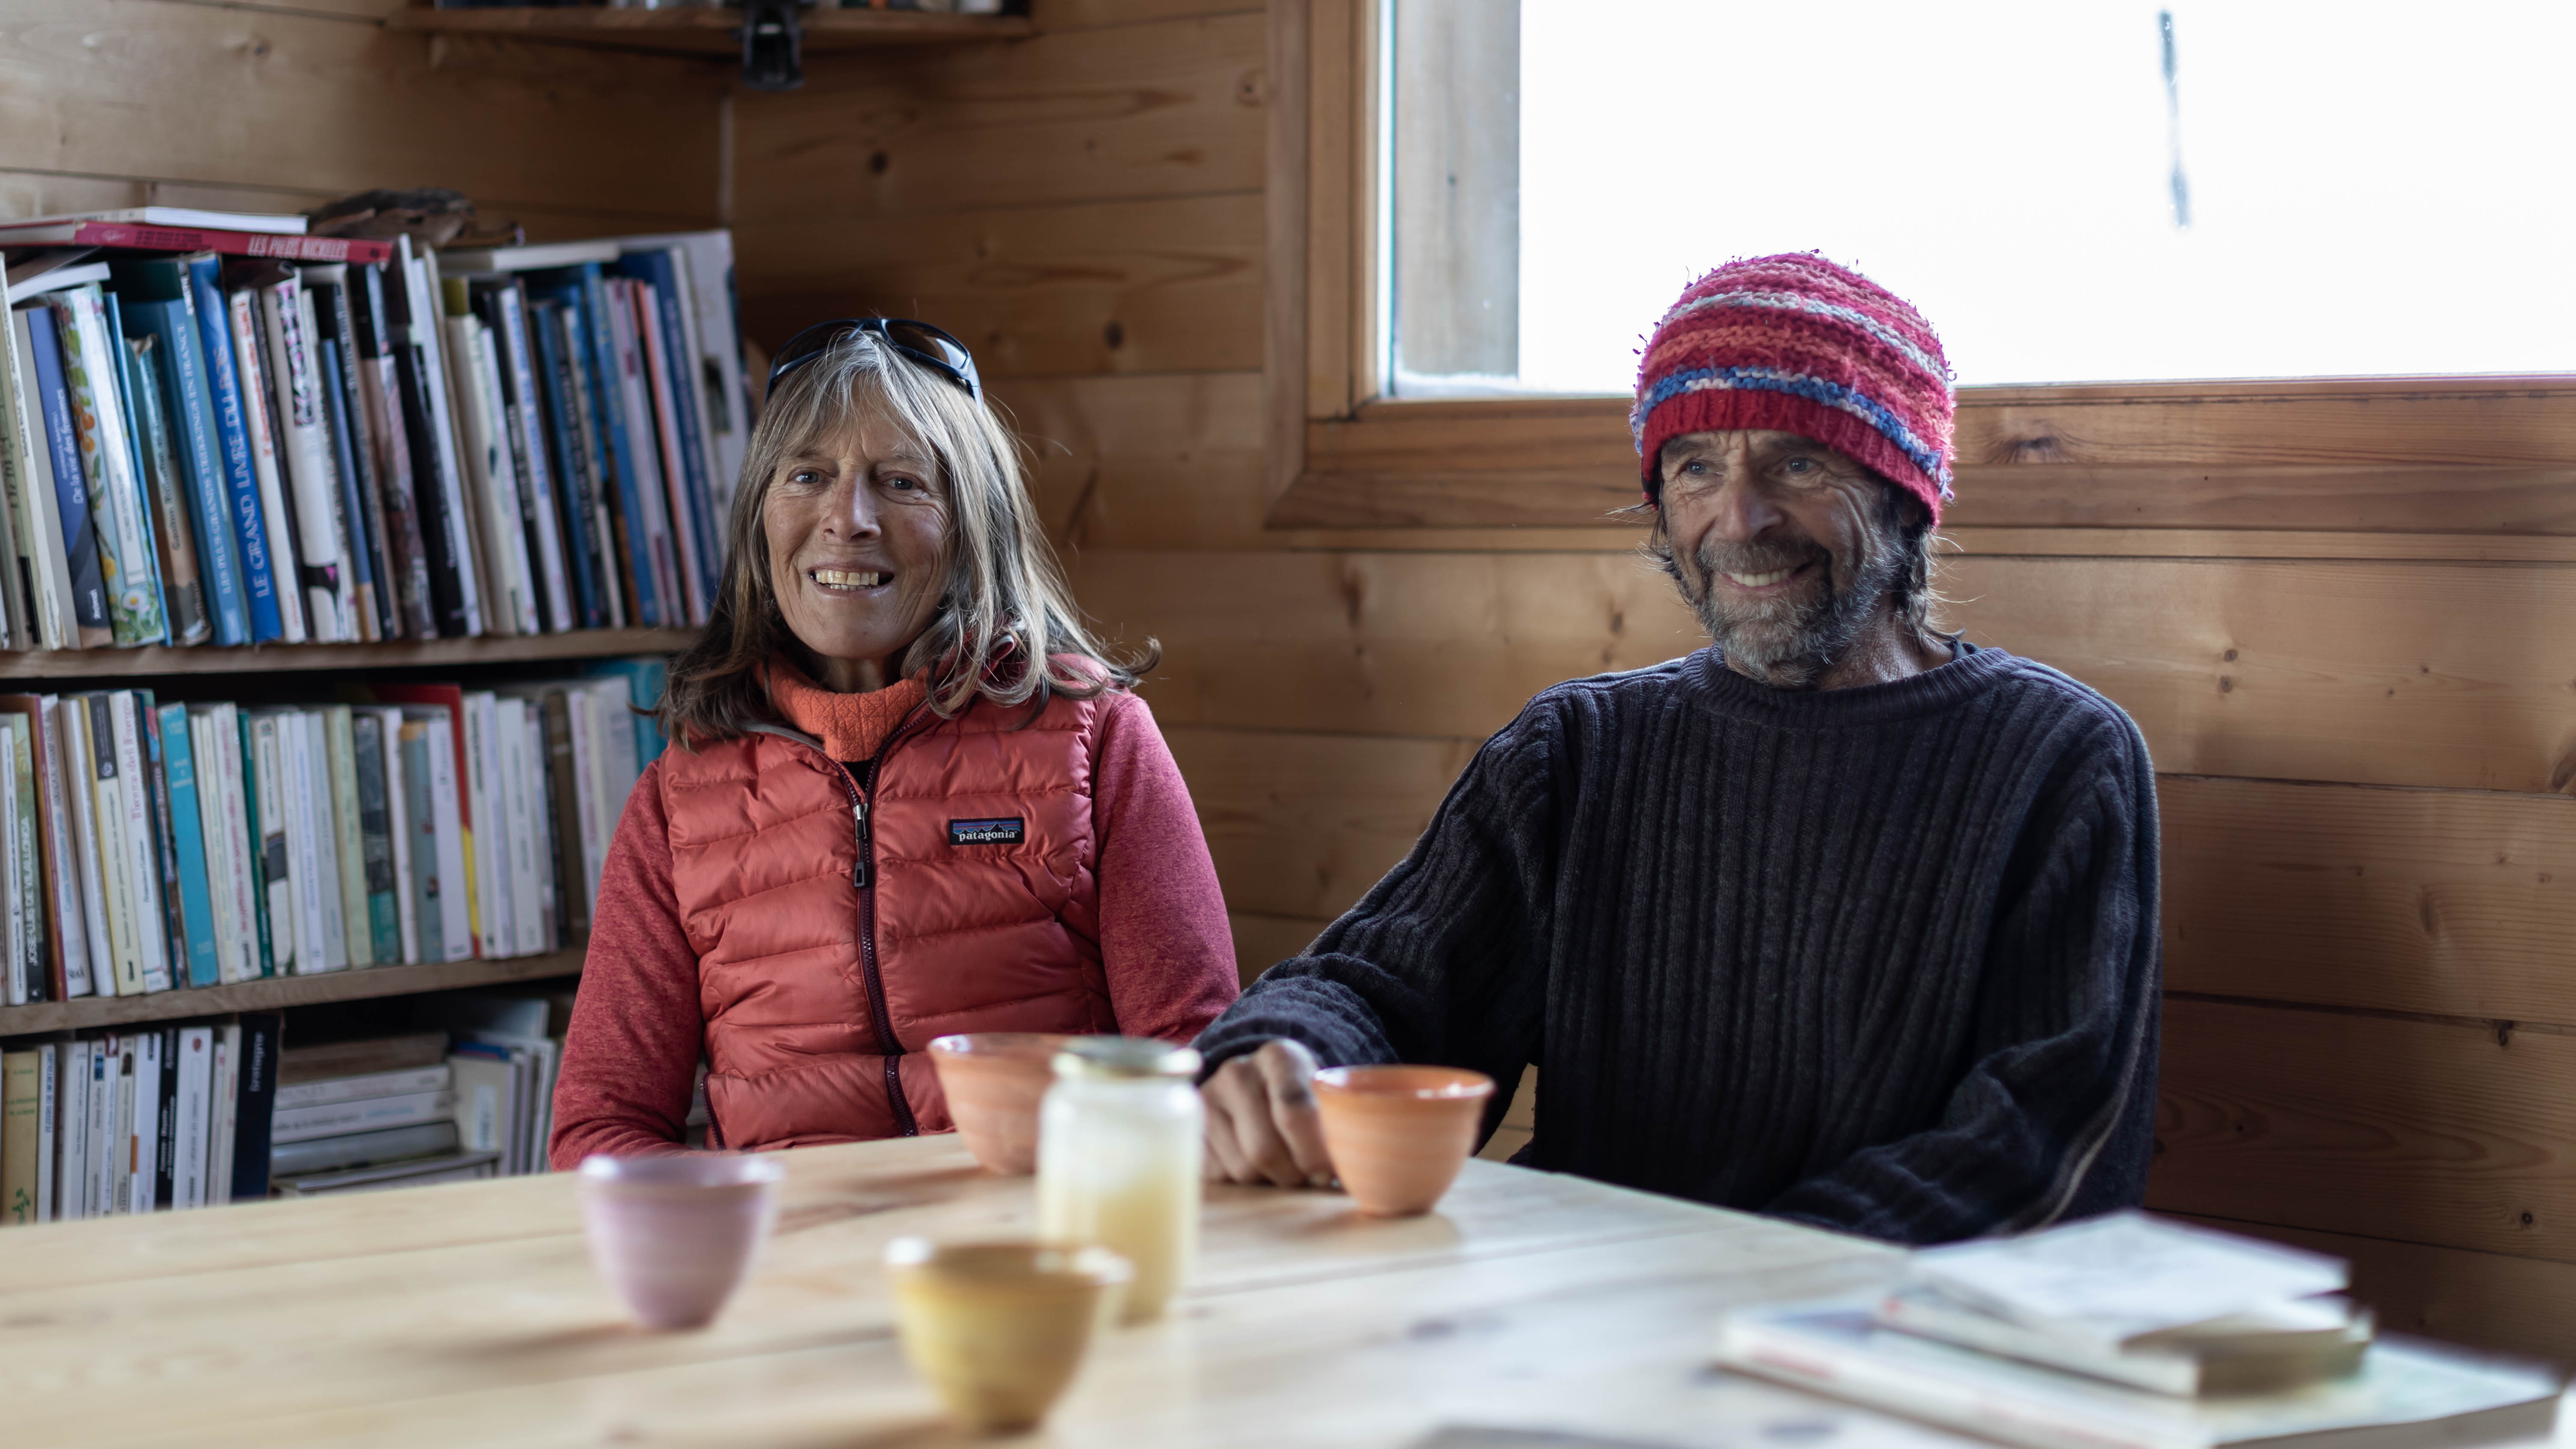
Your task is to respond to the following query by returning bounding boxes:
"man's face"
[1656,429,1912,687]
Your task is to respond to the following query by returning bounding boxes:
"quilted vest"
[658,691,1119,1151]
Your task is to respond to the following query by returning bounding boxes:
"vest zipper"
[838,753,918,1138]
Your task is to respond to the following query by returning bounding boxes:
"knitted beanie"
[1631,254,1955,521]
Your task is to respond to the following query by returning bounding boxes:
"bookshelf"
[0,944,584,1035]
[0,629,695,681]
[384,7,1036,55]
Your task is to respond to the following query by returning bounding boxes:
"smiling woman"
[547,325,1242,1163]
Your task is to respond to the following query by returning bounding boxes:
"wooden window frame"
[1263,0,2576,535]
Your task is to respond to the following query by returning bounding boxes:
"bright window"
[1389,0,2576,394]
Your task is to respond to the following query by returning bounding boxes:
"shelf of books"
[0,205,738,1212]
[0,943,584,1036]
[385,5,1036,55]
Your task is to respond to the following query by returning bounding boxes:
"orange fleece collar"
[764,657,929,762]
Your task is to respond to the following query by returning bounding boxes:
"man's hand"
[1202,1038,1334,1187]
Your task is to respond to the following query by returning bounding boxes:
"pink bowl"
[928,1033,1071,1175]
[579,1153,785,1330]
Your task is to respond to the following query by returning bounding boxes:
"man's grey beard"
[1680,526,1903,690]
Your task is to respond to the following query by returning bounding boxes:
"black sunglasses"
[766,318,982,404]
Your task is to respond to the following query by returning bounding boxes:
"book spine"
[157,704,221,990]
[270,1088,456,1144]
[228,1012,280,1202]
[206,1022,237,1206]
[0,723,20,1006]
[126,298,247,645]
[182,256,283,643]
[80,695,140,997]
[193,708,254,984]
[425,713,470,961]
[311,276,392,641]
[183,711,240,985]
[464,318,539,637]
[529,299,608,628]
[540,692,586,936]
[491,286,574,634]
[7,719,37,1004]
[135,693,185,991]
[93,291,171,646]
[349,263,435,639]
[149,1026,175,1211]
[629,276,713,625]
[323,706,370,968]
[564,276,649,627]
[23,308,114,645]
[397,721,440,964]
[224,288,308,643]
[350,711,401,965]
[0,310,70,650]
[2,1048,36,1224]
[118,334,209,645]
[400,242,482,637]
[262,277,351,641]
[54,1039,84,1219]
[598,279,675,627]
[441,309,526,638]
[30,223,392,265]
[298,712,345,970]
[131,1028,161,1213]
[87,1037,113,1214]
[274,1064,449,1111]
[56,702,112,997]
[313,333,381,642]
[110,692,170,994]
[173,1026,210,1209]
[33,1043,54,1221]
[248,712,291,976]
[25,699,83,999]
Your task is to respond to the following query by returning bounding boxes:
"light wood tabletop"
[0,1137,2557,1448]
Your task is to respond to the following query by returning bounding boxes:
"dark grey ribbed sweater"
[1197,643,2161,1245]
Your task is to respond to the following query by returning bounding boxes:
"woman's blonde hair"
[659,329,1152,746]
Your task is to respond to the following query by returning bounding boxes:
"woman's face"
[763,404,951,693]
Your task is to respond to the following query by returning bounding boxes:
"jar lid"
[1052,1035,1201,1081]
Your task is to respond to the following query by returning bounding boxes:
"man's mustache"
[1695,537,1829,584]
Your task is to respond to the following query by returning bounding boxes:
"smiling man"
[1195,255,2163,1244]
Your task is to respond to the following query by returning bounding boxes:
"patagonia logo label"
[948,817,1026,846]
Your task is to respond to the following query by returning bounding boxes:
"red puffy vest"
[657,691,1120,1151]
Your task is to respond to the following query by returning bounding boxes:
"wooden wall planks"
[730,11,1265,229]
[1168,726,1475,920]
[2204,1219,2576,1366]
[0,0,721,228]
[2163,777,2576,1025]
[739,192,1264,378]
[2151,997,2576,1262]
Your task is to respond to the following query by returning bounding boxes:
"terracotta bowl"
[884,1237,1132,1433]
[1312,1065,1496,1217]
[578,1153,785,1330]
[928,1033,1073,1175]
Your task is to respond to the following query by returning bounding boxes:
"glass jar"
[1035,1036,1203,1324]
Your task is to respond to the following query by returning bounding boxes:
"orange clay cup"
[928,1033,1073,1175]
[1312,1065,1497,1217]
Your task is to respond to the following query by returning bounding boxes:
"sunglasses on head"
[766,317,982,404]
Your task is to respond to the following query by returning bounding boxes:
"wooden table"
[0,1138,2554,1448]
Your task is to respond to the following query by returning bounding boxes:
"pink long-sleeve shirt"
[549,685,1237,1166]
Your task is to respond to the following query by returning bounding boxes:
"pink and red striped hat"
[1631,254,1955,522]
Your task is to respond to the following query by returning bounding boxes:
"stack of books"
[0,208,746,651]
[270,1030,505,1196]
[1719,1214,2564,1449]
[0,662,663,1006]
